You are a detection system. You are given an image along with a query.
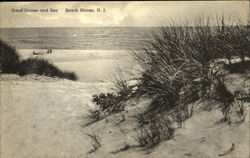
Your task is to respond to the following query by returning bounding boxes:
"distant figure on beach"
[47,49,52,54]
[33,49,52,55]
[33,51,40,55]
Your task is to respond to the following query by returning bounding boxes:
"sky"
[0,1,249,28]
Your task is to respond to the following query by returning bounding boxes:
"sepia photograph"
[0,1,249,158]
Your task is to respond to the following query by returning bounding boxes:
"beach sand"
[1,50,249,158]
[1,49,134,158]
[0,74,113,158]
[18,49,140,83]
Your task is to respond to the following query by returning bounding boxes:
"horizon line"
[1,24,249,29]
[0,26,159,29]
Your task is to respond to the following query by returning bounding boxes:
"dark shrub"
[19,58,58,76]
[92,92,127,114]
[18,58,77,80]
[61,70,78,81]
[92,71,133,115]
[0,40,20,73]
[0,40,78,80]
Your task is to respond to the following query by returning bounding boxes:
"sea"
[0,27,152,50]
[0,27,153,82]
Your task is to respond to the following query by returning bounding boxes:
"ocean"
[0,27,152,50]
[0,27,152,82]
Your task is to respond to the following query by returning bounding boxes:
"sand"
[1,50,249,158]
[18,49,140,83]
[0,74,114,158]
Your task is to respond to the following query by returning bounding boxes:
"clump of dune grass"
[0,40,78,81]
[0,40,21,73]
[90,16,249,125]
[92,92,127,114]
[90,16,249,148]
[133,17,249,112]
[83,105,104,127]
[19,58,78,80]
[112,67,134,98]
[91,68,135,116]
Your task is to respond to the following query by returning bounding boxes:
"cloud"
[0,1,248,28]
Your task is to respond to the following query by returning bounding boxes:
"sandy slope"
[1,73,249,158]
[82,72,250,158]
[151,107,250,158]
[82,104,249,158]
[0,74,112,158]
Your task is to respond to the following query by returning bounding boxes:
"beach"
[0,26,147,158]
[18,49,140,83]
[0,75,113,158]
[0,18,249,158]
[0,48,133,157]
[1,73,249,158]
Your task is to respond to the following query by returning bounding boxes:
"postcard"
[0,1,249,158]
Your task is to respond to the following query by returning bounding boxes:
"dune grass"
[91,17,249,148]
[19,58,78,80]
[133,17,249,112]
[0,40,21,73]
[0,40,78,80]
[91,17,249,115]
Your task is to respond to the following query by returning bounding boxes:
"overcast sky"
[0,1,249,28]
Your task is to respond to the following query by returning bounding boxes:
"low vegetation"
[19,58,77,80]
[0,40,21,73]
[133,17,249,113]
[89,16,249,148]
[0,40,77,80]
[84,105,103,126]
[135,112,174,148]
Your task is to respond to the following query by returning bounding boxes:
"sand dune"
[0,74,113,158]
[1,73,249,158]
[1,49,249,158]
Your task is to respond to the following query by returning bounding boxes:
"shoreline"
[18,49,131,59]
[16,49,139,83]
